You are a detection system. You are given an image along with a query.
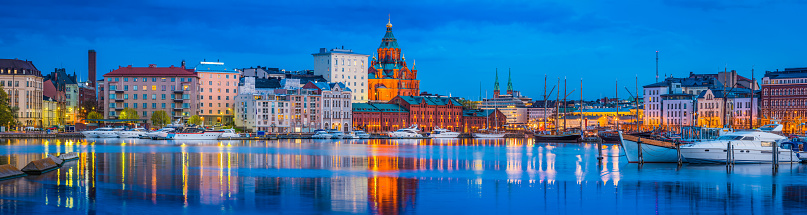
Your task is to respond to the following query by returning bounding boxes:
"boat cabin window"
[717,135,743,140]
[741,136,755,141]
[760,141,773,147]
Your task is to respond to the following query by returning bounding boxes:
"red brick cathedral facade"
[368,19,420,102]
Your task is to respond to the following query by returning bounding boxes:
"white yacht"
[97,128,123,138]
[680,127,800,164]
[328,130,346,139]
[81,128,106,138]
[118,128,148,138]
[311,131,333,139]
[219,129,240,138]
[353,130,371,139]
[430,127,460,138]
[167,127,223,140]
[388,125,423,138]
[147,127,176,140]
[343,132,357,139]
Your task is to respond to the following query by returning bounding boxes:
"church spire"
[507,68,513,95]
[493,68,500,97]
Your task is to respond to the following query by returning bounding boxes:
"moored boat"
[118,128,148,138]
[147,127,176,139]
[620,132,683,163]
[389,125,423,138]
[219,129,240,138]
[534,132,581,142]
[167,127,223,140]
[311,131,333,139]
[430,127,460,138]
[680,128,801,164]
[97,127,122,138]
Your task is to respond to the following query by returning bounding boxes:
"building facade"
[196,61,239,126]
[761,68,807,133]
[367,19,420,102]
[303,82,352,131]
[352,103,409,133]
[102,64,199,122]
[313,48,369,102]
[0,59,44,127]
[235,77,338,133]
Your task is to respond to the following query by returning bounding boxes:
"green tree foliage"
[456,97,478,109]
[87,111,103,120]
[0,88,18,128]
[150,111,171,128]
[187,115,202,125]
[78,99,97,119]
[119,108,140,122]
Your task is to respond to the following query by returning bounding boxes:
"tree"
[187,115,202,125]
[118,108,139,122]
[456,97,477,109]
[78,98,97,119]
[151,111,171,128]
[0,88,17,128]
[87,111,103,120]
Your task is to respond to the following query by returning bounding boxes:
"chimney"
[88,50,96,88]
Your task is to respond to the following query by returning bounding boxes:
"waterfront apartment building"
[303,82,352,131]
[0,59,44,127]
[761,67,807,133]
[313,48,368,102]
[102,64,199,121]
[44,68,79,125]
[196,61,239,126]
[235,77,331,132]
[697,88,758,129]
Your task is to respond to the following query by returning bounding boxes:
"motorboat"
[597,130,620,142]
[147,127,176,140]
[118,128,148,138]
[534,132,581,142]
[343,132,357,139]
[311,131,333,139]
[620,131,682,163]
[219,129,240,138]
[430,127,460,138]
[473,129,506,138]
[97,127,123,138]
[353,130,371,139]
[166,127,223,140]
[328,130,346,139]
[388,125,423,138]
[680,129,801,164]
[80,128,106,138]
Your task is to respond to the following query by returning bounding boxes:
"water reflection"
[0,138,804,214]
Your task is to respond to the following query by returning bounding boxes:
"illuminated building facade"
[353,95,505,133]
[313,47,369,102]
[0,59,43,127]
[102,64,200,121]
[367,19,419,102]
[761,67,807,133]
[195,61,239,126]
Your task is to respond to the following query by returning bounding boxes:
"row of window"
[108,85,190,91]
[109,111,189,117]
[109,93,190,100]
[108,77,193,83]
[109,102,189,109]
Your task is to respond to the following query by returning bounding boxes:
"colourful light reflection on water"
[0,138,805,214]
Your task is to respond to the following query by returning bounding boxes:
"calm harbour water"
[0,138,805,214]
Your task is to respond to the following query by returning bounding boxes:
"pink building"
[195,62,239,126]
[101,64,199,122]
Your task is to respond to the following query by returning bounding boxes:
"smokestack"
[88,50,96,88]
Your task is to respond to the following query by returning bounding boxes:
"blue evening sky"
[1,0,805,100]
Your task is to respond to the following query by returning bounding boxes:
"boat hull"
[620,134,683,163]
[118,131,146,138]
[167,132,223,140]
[473,133,505,138]
[534,134,580,142]
[680,147,801,164]
[80,131,98,138]
[431,133,460,138]
[97,131,119,138]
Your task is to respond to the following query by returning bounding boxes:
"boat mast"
[556,78,560,135]
[580,78,584,132]
[616,79,620,131]
[563,77,567,133]
[543,74,547,134]
[636,75,640,132]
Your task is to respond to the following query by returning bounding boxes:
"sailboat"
[474,90,505,138]
[535,77,581,142]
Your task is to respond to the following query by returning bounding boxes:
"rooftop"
[105,64,196,77]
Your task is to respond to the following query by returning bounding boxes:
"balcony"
[115,98,124,102]
[173,106,184,110]
[173,97,183,102]
[114,89,124,93]
[173,90,184,94]
[114,106,124,110]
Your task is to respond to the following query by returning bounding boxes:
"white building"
[304,82,352,131]
[660,93,696,127]
[643,81,673,127]
[312,48,369,103]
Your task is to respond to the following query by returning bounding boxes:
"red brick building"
[388,96,462,132]
[761,67,806,133]
[353,95,506,133]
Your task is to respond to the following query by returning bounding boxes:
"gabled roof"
[0,59,39,72]
[105,65,196,77]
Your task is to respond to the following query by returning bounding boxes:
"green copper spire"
[494,68,500,92]
[507,68,513,92]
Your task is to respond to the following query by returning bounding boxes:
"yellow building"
[367,19,420,102]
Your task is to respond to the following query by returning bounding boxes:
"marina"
[0,138,805,214]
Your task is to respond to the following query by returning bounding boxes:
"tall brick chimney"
[88,49,96,88]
